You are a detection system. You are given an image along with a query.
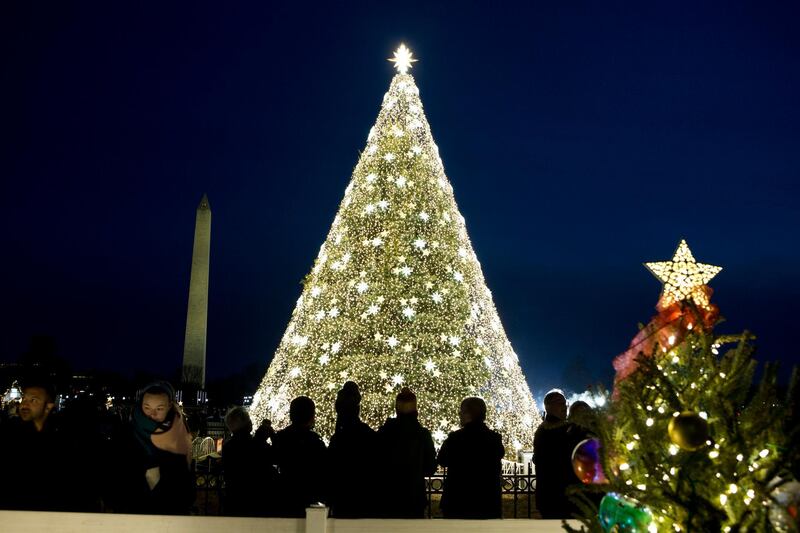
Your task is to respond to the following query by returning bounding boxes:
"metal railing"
[195,461,538,519]
[194,456,223,516]
[425,463,536,518]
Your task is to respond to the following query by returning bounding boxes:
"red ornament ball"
[572,438,608,484]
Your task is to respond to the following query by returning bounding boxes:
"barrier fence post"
[305,504,328,533]
[527,462,534,518]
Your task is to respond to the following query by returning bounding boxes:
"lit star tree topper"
[388,43,417,74]
[249,45,539,456]
[645,239,721,309]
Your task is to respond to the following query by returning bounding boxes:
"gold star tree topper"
[645,239,722,309]
[388,43,417,74]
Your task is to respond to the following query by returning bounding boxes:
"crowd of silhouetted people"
[0,378,592,520]
[220,383,506,519]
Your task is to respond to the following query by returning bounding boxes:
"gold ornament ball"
[668,411,709,451]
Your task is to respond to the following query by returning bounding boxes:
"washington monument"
[182,193,211,390]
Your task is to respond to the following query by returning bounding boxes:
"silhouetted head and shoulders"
[438,397,504,519]
[376,388,437,518]
[223,405,275,458]
[566,399,595,443]
[439,397,504,461]
[271,396,326,517]
[377,387,436,478]
[330,381,375,446]
[222,405,278,517]
[328,382,377,518]
[273,396,326,456]
[532,388,576,519]
[0,379,65,512]
[534,388,572,443]
[533,389,575,468]
[378,387,432,439]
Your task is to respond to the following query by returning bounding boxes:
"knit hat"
[337,381,361,403]
[395,387,417,415]
[335,381,362,430]
[336,381,361,414]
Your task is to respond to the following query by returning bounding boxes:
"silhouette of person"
[57,392,122,512]
[327,381,377,517]
[377,387,437,518]
[565,400,601,511]
[114,381,194,515]
[567,400,594,444]
[222,406,280,516]
[0,379,64,511]
[533,389,575,519]
[438,397,505,519]
[272,396,327,517]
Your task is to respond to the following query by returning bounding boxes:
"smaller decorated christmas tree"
[567,240,799,532]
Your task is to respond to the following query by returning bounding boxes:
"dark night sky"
[1,1,798,400]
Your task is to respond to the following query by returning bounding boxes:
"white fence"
[192,436,217,459]
[501,458,534,475]
[0,508,580,533]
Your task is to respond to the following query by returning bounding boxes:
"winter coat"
[533,414,576,519]
[376,414,437,518]
[437,421,505,519]
[222,430,280,516]
[327,419,377,517]
[112,409,194,515]
[0,416,66,511]
[272,424,327,517]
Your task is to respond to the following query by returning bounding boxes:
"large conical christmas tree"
[250,45,538,454]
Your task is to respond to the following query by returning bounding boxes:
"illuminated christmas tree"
[249,45,539,454]
[568,240,799,532]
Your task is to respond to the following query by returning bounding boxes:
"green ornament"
[599,492,653,532]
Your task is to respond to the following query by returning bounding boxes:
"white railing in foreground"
[1,508,580,533]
